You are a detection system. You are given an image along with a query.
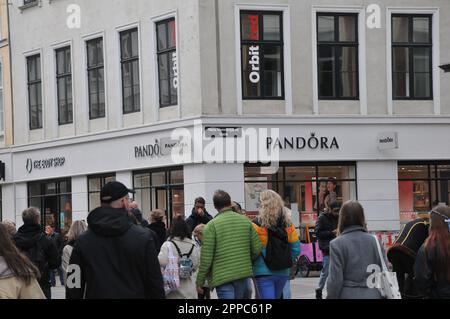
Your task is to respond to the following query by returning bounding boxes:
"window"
[245,163,357,224]
[392,15,432,99]
[133,167,184,225]
[0,62,4,132]
[240,11,284,99]
[28,179,72,232]
[398,162,450,224]
[88,174,116,212]
[87,38,105,119]
[56,46,73,125]
[157,18,178,107]
[317,13,359,99]
[27,54,42,130]
[120,28,140,114]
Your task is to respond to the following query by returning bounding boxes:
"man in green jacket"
[196,190,262,299]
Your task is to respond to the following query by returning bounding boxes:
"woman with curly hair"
[252,190,300,299]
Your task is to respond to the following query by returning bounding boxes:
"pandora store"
[0,118,450,233]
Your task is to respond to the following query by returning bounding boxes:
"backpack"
[24,236,48,279]
[255,218,292,271]
[170,240,195,279]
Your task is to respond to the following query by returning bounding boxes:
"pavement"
[51,272,323,300]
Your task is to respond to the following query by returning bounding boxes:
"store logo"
[267,133,340,151]
[26,158,33,174]
[378,132,399,151]
[248,46,260,84]
[205,127,242,138]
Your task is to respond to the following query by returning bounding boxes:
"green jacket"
[196,209,262,288]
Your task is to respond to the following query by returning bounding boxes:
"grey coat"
[326,226,386,299]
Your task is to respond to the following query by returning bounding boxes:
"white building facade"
[1,0,450,238]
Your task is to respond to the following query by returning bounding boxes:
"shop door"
[170,187,185,220]
[43,195,59,230]
[154,187,168,222]
[440,172,450,205]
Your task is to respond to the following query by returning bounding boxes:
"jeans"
[50,266,65,287]
[317,255,330,291]
[282,281,292,299]
[216,278,250,300]
[256,276,289,299]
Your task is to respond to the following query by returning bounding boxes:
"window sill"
[19,1,41,12]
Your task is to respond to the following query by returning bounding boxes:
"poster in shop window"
[245,177,268,214]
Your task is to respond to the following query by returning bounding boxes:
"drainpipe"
[214,0,222,113]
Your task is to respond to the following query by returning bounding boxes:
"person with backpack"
[66,181,165,299]
[196,190,262,299]
[252,190,300,299]
[315,201,340,299]
[159,217,200,299]
[0,223,45,299]
[414,206,450,299]
[13,208,61,299]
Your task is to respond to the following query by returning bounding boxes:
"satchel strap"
[372,235,388,273]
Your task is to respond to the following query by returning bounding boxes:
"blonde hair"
[193,224,206,237]
[259,190,291,228]
[66,220,87,243]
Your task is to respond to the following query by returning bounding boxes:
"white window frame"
[234,4,293,115]
[82,31,109,130]
[312,5,367,116]
[386,7,440,115]
[116,22,143,127]
[151,11,181,121]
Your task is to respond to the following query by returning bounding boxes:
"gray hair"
[22,207,41,225]
[66,220,87,243]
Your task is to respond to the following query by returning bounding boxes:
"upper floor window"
[157,18,178,108]
[317,13,359,100]
[27,54,42,130]
[240,11,284,99]
[120,28,140,114]
[392,15,432,100]
[56,46,73,125]
[87,38,105,119]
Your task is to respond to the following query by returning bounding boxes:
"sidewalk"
[52,274,322,300]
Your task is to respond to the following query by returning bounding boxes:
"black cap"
[100,181,135,204]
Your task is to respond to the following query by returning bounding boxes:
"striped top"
[196,210,262,288]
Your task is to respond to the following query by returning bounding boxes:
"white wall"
[357,161,400,231]
[72,175,88,222]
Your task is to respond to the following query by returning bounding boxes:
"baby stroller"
[294,225,323,278]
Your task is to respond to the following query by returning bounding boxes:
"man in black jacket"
[14,208,61,299]
[186,197,213,233]
[66,181,165,299]
[315,202,340,299]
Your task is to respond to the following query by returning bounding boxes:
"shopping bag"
[162,242,180,295]
[373,235,402,299]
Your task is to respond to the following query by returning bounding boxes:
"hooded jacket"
[0,256,46,299]
[66,207,165,299]
[186,208,213,233]
[316,212,339,255]
[13,224,61,288]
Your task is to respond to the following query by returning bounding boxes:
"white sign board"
[377,132,399,151]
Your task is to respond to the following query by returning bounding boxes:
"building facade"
[1,0,450,235]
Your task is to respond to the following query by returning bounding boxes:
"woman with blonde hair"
[62,220,87,279]
[252,190,300,299]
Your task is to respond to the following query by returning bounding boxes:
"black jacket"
[414,244,450,299]
[186,208,213,233]
[316,212,338,255]
[13,224,61,287]
[147,221,167,252]
[66,207,165,299]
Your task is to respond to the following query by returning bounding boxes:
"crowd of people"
[0,180,449,300]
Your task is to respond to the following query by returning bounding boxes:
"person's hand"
[197,208,205,216]
[197,286,204,294]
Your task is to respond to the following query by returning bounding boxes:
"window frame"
[391,14,433,101]
[120,28,141,115]
[26,54,43,130]
[240,10,285,100]
[87,173,116,211]
[156,18,178,108]
[316,12,360,100]
[55,46,73,126]
[86,37,106,120]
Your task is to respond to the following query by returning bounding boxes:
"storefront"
[0,117,449,235]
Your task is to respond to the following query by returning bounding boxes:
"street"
[51,273,323,300]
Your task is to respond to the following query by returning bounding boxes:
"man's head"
[100,181,135,210]
[45,225,55,236]
[327,178,337,192]
[22,207,41,226]
[329,202,341,216]
[194,197,206,216]
[213,190,232,212]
